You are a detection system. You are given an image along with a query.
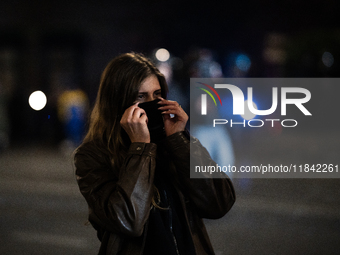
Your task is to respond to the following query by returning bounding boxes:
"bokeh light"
[322,51,334,67]
[28,91,47,111]
[236,54,251,72]
[155,48,170,62]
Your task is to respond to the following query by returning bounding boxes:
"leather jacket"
[74,131,236,255]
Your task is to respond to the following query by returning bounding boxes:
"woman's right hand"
[120,103,150,143]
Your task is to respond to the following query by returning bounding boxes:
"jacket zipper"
[140,219,149,255]
[164,190,180,255]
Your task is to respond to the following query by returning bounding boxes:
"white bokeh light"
[29,91,47,111]
[155,48,170,62]
[322,51,334,67]
[241,100,257,120]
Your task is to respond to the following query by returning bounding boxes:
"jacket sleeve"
[165,131,236,219]
[74,142,157,237]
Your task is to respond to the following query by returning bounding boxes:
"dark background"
[1,0,340,144]
[1,1,340,254]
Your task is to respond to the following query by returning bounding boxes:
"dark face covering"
[138,99,166,143]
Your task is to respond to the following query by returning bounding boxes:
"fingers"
[157,98,186,118]
[121,103,147,122]
[120,103,150,143]
[132,106,147,122]
[157,98,180,107]
[120,103,138,121]
[157,98,180,111]
[159,106,181,115]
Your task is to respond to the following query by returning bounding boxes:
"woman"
[74,52,235,255]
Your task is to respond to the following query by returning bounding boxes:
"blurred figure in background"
[190,48,223,78]
[57,87,89,154]
[188,48,235,176]
[156,55,188,114]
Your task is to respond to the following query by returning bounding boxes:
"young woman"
[74,52,235,254]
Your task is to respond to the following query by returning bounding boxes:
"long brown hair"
[83,53,169,210]
[84,52,168,164]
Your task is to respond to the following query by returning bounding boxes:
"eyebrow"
[138,89,161,94]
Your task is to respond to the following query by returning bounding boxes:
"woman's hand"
[158,98,188,136]
[120,103,150,143]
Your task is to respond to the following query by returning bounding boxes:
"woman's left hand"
[158,98,188,136]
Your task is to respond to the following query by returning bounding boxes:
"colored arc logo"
[197,82,222,106]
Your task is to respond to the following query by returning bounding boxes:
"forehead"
[139,75,161,92]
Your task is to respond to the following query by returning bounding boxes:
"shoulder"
[74,141,107,161]
[74,140,112,176]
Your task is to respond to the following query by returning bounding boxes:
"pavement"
[0,146,100,254]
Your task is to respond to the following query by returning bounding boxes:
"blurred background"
[0,0,339,254]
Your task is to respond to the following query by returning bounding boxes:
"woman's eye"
[138,94,145,99]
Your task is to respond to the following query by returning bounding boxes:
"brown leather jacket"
[74,131,235,255]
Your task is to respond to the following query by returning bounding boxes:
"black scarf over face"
[138,99,166,143]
